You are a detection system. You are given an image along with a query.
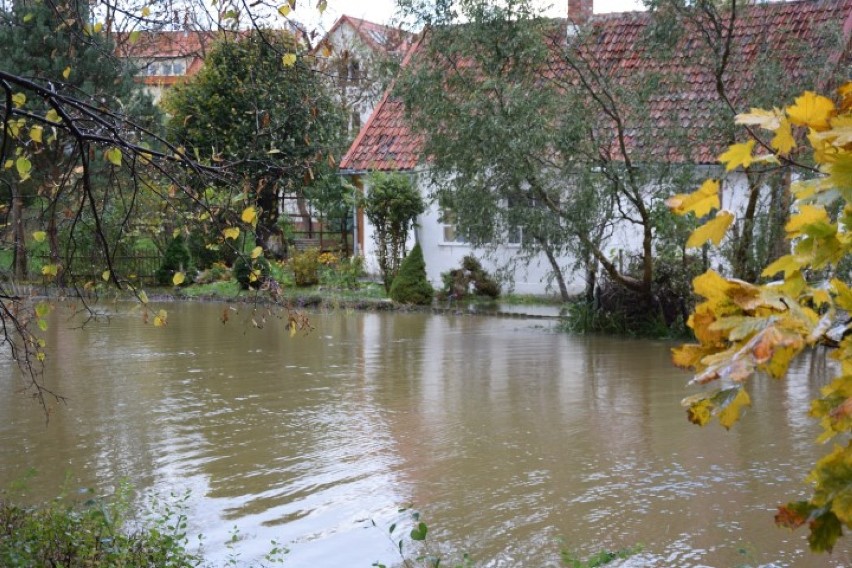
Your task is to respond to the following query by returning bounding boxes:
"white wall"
[356,169,759,298]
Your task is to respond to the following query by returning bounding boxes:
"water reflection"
[0,304,848,567]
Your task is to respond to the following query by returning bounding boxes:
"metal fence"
[32,253,162,284]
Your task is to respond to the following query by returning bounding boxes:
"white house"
[340,0,852,296]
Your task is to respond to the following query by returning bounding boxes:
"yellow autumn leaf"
[693,270,730,303]
[241,206,258,225]
[718,140,756,171]
[684,396,713,426]
[785,205,830,238]
[686,211,735,249]
[839,81,852,111]
[666,179,720,217]
[41,264,58,277]
[735,107,783,131]
[32,231,46,243]
[832,278,852,312]
[172,272,186,286]
[251,246,263,259]
[45,109,60,123]
[141,6,151,16]
[29,125,43,144]
[4,159,12,170]
[771,118,795,155]
[761,254,802,279]
[62,66,71,79]
[102,270,111,281]
[249,269,261,282]
[282,53,297,67]
[278,5,291,16]
[827,153,852,197]
[317,0,327,14]
[138,290,149,304]
[153,309,168,327]
[787,91,835,131]
[718,389,751,430]
[11,93,26,108]
[223,227,240,240]
[289,320,297,338]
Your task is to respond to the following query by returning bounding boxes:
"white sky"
[297,0,646,32]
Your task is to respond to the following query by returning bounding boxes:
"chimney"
[568,0,593,25]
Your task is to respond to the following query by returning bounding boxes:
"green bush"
[156,235,194,286]
[319,255,365,289]
[0,490,200,568]
[233,255,271,289]
[291,248,320,287]
[389,244,433,305]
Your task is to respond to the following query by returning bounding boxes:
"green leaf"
[35,302,51,318]
[15,157,32,181]
[105,147,122,167]
[808,511,843,553]
[410,522,428,541]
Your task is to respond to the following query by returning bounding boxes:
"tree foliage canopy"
[165,29,345,243]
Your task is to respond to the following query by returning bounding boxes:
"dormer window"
[144,58,187,77]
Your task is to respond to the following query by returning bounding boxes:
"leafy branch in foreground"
[670,84,852,552]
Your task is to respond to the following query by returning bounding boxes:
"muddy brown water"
[0,302,848,567]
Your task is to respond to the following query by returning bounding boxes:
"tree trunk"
[731,173,761,281]
[538,238,570,302]
[10,184,26,281]
[769,170,792,263]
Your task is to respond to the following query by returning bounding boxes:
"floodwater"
[0,302,848,567]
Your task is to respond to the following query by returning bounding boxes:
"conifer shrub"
[389,244,434,305]
[155,235,193,286]
[233,255,271,289]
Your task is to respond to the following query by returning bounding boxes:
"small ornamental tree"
[389,243,433,305]
[155,235,193,286]
[363,173,425,292]
[669,85,852,553]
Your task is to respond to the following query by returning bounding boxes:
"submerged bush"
[440,255,500,300]
[390,244,433,305]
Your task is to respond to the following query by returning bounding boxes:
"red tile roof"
[341,0,852,172]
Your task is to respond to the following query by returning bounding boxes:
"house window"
[348,60,361,85]
[145,58,187,77]
[441,209,468,244]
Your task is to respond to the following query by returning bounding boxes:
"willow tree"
[396,0,845,328]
